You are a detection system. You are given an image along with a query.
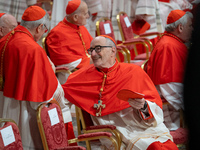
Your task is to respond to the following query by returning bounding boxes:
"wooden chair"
[116,12,161,61]
[37,99,119,150]
[75,106,122,150]
[0,118,23,150]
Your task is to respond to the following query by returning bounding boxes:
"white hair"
[165,11,193,32]
[20,11,49,31]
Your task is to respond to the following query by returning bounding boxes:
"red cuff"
[139,103,153,120]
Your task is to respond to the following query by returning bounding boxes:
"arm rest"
[139,32,162,37]
[84,125,122,149]
[78,132,112,139]
[85,125,116,130]
[68,132,119,150]
[121,39,149,59]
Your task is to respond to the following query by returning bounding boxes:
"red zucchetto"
[22,6,46,21]
[167,9,186,24]
[99,35,117,46]
[66,0,81,14]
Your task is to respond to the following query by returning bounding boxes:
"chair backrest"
[117,12,154,60]
[116,12,134,42]
[0,118,23,150]
[37,100,68,150]
[117,11,162,52]
[96,17,115,40]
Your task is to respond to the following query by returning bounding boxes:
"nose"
[91,49,97,56]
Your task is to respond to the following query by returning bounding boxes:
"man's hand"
[128,98,146,110]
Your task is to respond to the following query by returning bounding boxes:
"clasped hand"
[128,98,146,110]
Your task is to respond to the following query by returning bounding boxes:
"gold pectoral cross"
[94,100,106,116]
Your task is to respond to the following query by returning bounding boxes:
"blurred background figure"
[0,13,18,39]
[0,0,37,23]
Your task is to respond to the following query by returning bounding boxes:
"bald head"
[0,14,18,38]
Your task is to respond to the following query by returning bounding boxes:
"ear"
[36,24,43,33]
[178,24,184,33]
[73,14,78,22]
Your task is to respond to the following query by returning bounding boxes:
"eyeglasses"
[87,45,112,55]
[43,24,48,33]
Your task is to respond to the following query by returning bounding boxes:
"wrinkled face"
[76,2,89,26]
[90,37,114,69]
[181,17,193,42]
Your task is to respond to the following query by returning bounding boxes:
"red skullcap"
[167,9,186,24]
[22,6,46,21]
[99,35,117,46]
[132,19,150,35]
[66,0,81,14]
[0,13,5,18]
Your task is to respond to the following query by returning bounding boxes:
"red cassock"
[147,33,188,85]
[62,60,162,117]
[0,25,57,102]
[0,25,76,144]
[45,17,93,68]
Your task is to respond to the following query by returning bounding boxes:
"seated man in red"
[45,0,92,84]
[147,10,193,131]
[62,35,178,149]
